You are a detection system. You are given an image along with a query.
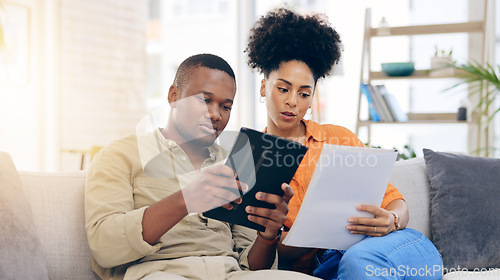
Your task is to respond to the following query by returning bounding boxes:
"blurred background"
[0,0,498,171]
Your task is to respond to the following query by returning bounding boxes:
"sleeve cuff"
[125,206,162,256]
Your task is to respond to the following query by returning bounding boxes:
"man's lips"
[200,123,218,134]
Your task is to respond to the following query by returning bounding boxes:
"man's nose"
[207,103,222,121]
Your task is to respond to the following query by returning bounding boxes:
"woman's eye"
[278,87,289,93]
[300,93,311,98]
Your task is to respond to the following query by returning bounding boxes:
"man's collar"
[155,127,222,160]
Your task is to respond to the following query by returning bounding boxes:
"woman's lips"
[281,111,296,121]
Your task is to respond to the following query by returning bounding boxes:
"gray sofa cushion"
[423,148,500,270]
[0,152,49,280]
[19,170,94,280]
[390,157,431,238]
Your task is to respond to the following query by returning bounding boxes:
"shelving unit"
[356,3,490,153]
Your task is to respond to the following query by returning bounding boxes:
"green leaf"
[446,60,500,128]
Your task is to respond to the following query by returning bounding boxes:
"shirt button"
[181,156,187,161]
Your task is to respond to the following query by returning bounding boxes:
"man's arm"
[141,191,188,245]
[86,141,242,267]
[85,141,162,268]
[141,164,244,245]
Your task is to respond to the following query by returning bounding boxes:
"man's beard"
[174,121,218,148]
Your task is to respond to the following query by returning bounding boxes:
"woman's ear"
[260,79,266,97]
[167,85,179,108]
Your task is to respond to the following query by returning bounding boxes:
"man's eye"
[199,97,210,103]
[222,105,232,111]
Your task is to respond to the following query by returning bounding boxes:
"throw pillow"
[423,148,500,270]
[0,152,49,279]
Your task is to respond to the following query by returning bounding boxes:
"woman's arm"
[246,183,294,270]
[346,199,408,237]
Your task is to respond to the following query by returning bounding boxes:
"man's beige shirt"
[85,130,259,280]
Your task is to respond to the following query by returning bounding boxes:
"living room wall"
[59,0,148,170]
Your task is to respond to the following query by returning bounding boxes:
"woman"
[245,8,442,280]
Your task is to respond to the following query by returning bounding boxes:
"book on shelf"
[360,83,409,123]
[376,85,409,122]
[359,83,380,122]
[368,84,394,122]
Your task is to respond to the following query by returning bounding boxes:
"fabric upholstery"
[0,152,49,280]
[423,148,500,270]
[2,149,497,279]
[19,170,95,280]
[390,157,431,239]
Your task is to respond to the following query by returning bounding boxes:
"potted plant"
[448,60,500,156]
[430,46,454,77]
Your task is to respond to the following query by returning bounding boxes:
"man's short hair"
[174,54,236,90]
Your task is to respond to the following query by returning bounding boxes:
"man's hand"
[245,183,294,240]
[181,164,247,214]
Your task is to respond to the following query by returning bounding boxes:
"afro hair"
[245,8,342,81]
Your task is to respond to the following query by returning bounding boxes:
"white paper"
[282,144,398,250]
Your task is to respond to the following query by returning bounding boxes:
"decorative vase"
[430,56,454,77]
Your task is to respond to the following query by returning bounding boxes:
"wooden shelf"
[358,120,468,126]
[356,5,489,151]
[369,70,458,80]
[369,21,484,37]
[357,113,468,127]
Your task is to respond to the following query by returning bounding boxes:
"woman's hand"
[346,204,396,237]
[246,183,294,240]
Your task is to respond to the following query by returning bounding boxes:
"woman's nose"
[286,93,298,107]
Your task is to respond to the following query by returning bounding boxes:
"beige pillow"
[0,152,48,280]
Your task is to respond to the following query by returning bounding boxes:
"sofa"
[0,150,499,280]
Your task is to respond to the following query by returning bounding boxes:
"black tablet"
[203,127,308,231]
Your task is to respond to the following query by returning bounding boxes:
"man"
[85,54,318,280]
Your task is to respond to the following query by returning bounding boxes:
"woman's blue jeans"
[313,228,443,280]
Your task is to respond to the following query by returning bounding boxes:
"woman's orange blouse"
[267,119,404,229]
